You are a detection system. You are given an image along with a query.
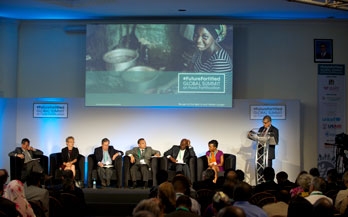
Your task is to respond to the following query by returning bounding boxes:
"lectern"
[248,128,277,184]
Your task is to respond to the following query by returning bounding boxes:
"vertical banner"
[318,64,346,176]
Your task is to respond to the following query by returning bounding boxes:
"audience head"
[326,168,338,183]
[310,176,326,193]
[217,206,246,217]
[0,169,9,192]
[172,175,190,195]
[224,169,237,182]
[233,182,252,201]
[263,167,275,181]
[133,198,162,217]
[62,169,74,179]
[312,197,334,217]
[176,195,192,210]
[212,191,231,211]
[288,195,313,217]
[26,171,42,187]
[276,189,291,203]
[309,167,320,177]
[235,169,245,182]
[297,173,313,192]
[133,211,156,217]
[276,171,289,184]
[204,169,216,181]
[157,181,176,213]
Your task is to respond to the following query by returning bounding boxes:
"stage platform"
[83,187,150,217]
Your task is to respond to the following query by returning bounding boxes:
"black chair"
[49,152,85,186]
[87,153,122,188]
[49,196,63,217]
[28,200,46,217]
[9,154,48,181]
[196,153,236,181]
[196,188,216,214]
[249,191,275,207]
[123,155,161,187]
[59,193,84,217]
[160,156,197,183]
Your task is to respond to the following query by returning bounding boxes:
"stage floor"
[83,187,150,217]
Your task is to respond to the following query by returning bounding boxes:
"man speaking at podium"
[258,115,279,167]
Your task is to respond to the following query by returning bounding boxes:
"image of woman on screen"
[157,24,232,94]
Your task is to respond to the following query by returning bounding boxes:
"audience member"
[193,169,217,191]
[305,176,332,205]
[262,189,290,217]
[157,181,176,214]
[203,191,231,217]
[309,167,320,177]
[61,170,85,205]
[276,171,296,191]
[290,173,312,197]
[8,138,50,182]
[94,138,123,187]
[126,138,160,189]
[312,197,334,217]
[133,198,163,217]
[217,206,246,217]
[254,167,279,193]
[325,168,341,192]
[3,180,36,217]
[61,136,79,178]
[172,175,201,215]
[166,195,200,217]
[335,171,348,213]
[164,138,196,181]
[205,139,224,183]
[0,169,19,217]
[25,172,49,217]
[133,210,156,217]
[235,169,245,182]
[287,195,313,217]
[149,170,168,198]
[233,182,268,217]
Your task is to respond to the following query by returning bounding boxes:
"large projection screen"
[86,24,233,107]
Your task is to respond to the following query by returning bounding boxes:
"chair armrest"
[189,156,197,183]
[10,156,24,180]
[77,154,85,183]
[87,154,96,187]
[224,154,236,171]
[197,156,208,181]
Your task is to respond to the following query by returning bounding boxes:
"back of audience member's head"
[204,169,215,181]
[176,195,192,210]
[297,173,313,191]
[310,167,320,177]
[62,169,74,180]
[222,180,235,200]
[172,175,190,196]
[224,168,236,179]
[313,197,334,217]
[276,189,291,203]
[288,195,313,217]
[233,182,252,201]
[276,171,288,184]
[133,210,156,217]
[158,181,176,213]
[295,170,308,185]
[0,169,9,191]
[217,205,246,217]
[326,168,338,183]
[310,176,326,192]
[263,167,275,181]
[26,172,42,187]
[156,170,168,186]
[133,198,161,217]
[235,169,245,182]
[212,191,231,212]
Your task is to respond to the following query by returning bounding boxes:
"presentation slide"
[85,24,233,107]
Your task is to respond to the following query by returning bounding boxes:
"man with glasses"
[258,115,279,167]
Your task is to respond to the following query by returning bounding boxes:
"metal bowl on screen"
[122,66,160,93]
[103,48,139,73]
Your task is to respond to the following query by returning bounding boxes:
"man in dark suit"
[258,115,279,167]
[94,138,123,187]
[125,138,160,189]
[8,138,47,182]
[164,138,196,181]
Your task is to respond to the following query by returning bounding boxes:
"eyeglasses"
[263,121,269,124]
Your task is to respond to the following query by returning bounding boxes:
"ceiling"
[0,0,348,20]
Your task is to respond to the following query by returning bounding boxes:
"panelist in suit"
[163,138,196,181]
[94,138,123,187]
[8,138,46,182]
[258,115,279,167]
[61,136,79,178]
[125,138,160,188]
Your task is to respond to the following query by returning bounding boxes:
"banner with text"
[318,64,346,176]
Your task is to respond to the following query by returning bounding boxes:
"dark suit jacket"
[164,145,196,164]
[61,147,79,163]
[94,146,123,164]
[8,147,43,159]
[258,125,279,159]
[125,146,160,166]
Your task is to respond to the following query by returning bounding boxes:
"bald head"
[217,206,246,217]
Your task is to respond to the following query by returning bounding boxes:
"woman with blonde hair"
[157,181,176,214]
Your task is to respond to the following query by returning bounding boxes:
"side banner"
[318,64,346,176]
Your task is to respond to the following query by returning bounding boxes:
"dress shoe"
[101,180,107,187]
[131,181,137,189]
[106,180,110,187]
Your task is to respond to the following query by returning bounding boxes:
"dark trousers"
[169,163,191,180]
[21,160,44,182]
[130,164,149,182]
[97,167,113,185]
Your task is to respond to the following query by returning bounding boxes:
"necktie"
[261,128,267,136]
[141,149,144,156]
